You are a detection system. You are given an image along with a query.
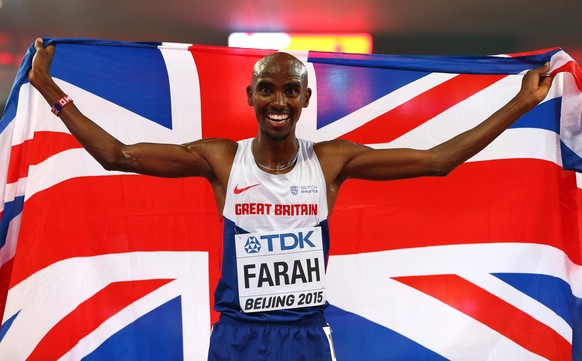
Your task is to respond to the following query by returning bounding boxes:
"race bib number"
[235,226,326,313]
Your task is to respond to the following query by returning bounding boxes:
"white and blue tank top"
[214,138,330,323]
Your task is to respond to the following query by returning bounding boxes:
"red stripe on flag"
[330,159,581,264]
[339,74,506,144]
[9,175,221,287]
[507,48,561,57]
[0,258,14,323]
[6,141,28,184]
[189,45,274,140]
[552,61,582,92]
[394,274,572,360]
[7,132,81,183]
[9,159,580,287]
[27,279,173,361]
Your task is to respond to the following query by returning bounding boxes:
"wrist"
[28,68,53,89]
[51,94,74,116]
[29,72,68,108]
[506,94,537,115]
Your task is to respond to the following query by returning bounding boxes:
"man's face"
[247,54,311,141]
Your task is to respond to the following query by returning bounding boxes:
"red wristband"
[51,94,74,116]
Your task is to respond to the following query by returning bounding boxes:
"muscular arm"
[316,64,554,211]
[28,38,235,181]
[319,64,554,184]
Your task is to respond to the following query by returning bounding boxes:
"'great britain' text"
[235,203,318,216]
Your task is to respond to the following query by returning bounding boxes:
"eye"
[285,87,299,97]
[258,86,271,96]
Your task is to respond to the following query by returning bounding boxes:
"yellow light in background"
[286,34,372,54]
[228,33,373,54]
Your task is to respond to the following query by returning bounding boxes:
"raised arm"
[27,38,236,181]
[318,63,555,186]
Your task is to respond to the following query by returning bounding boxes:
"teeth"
[267,113,289,122]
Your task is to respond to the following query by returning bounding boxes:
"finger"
[524,63,552,84]
[45,43,55,57]
[527,63,548,76]
[34,38,44,50]
[539,63,554,83]
[541,73,555,87]
[536,62,551,76]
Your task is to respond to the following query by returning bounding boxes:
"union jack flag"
[0,38,581,360]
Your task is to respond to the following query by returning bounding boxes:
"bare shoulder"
[183,137,238,182]
[314,139,370,163]
[314,139,370,184]
[184,138,238,158]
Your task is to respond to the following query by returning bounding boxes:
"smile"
[266,113,290,126]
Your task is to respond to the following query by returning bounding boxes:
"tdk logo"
[262,231,316,252]
[244,237,262,254]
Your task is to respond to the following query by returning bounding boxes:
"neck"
[252,137,300,173]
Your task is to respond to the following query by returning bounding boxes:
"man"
[28,38,554,360]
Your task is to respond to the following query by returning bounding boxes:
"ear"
[303,87,312,108]
[246,85,253,106]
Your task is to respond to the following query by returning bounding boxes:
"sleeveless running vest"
[215,138,330,323]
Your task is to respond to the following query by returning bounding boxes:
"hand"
[517,63,555,110]
[28,38,55,88]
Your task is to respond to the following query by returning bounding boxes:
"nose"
[272,91,286,108]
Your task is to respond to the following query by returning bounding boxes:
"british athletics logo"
[0,38,581,360]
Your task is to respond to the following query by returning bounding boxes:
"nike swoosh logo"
[234,183,261,194]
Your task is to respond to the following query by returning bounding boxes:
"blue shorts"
[208,314,336,361]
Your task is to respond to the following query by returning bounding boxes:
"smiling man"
[28,38,553,360]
